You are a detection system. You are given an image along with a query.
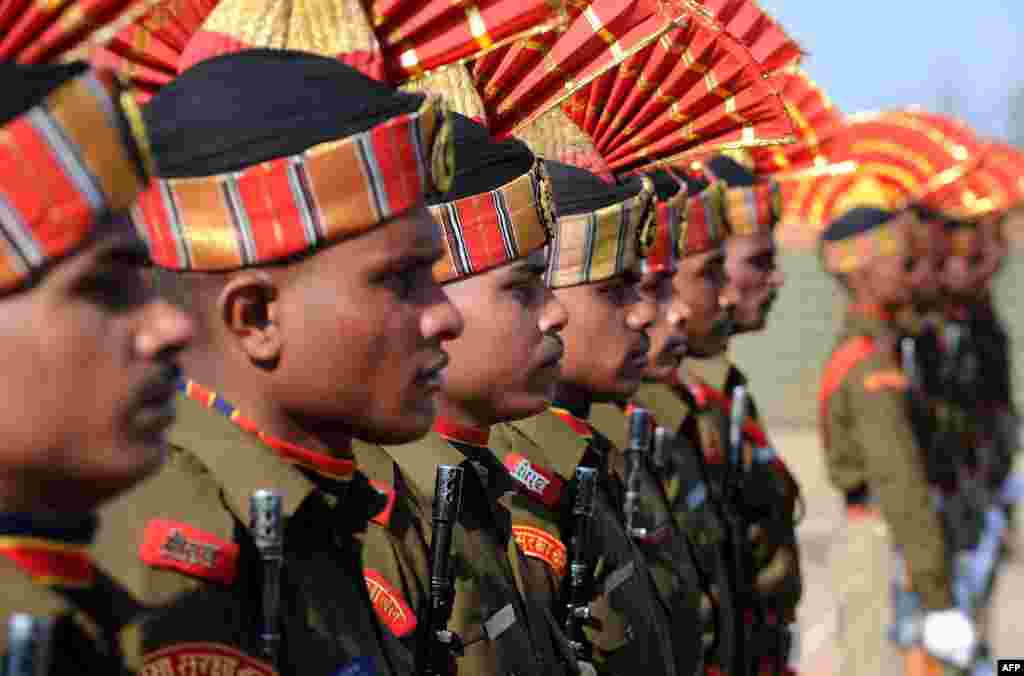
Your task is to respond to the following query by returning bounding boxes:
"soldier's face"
[941,236,986,301]
[0,231,193,511]
[278,206,464,445]
[908,221,948,310]
[637,267,688,382]
[554,271,655,401]
[862,253,913,307]
[436,249,568,425]
[977,215,1008,287]
[673,248,728,358]
[723,233,783,334]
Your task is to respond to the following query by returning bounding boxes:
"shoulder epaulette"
[364,568,417,638]
[139,519,239,585]
[512,525,567,580]
[819,336,877,406]
[863,369,909,392]
[503,453,566,510]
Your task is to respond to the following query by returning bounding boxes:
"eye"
[76,265,147,312]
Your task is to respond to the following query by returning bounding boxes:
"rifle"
[3,614,52,676]
[725,385,750,676]
[651,426,672,477]
[250,489,285,669]
[562,466,598,661]
[415,465,465,676]
[623,407,652,540]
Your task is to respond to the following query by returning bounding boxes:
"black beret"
[0,60,88,126]
[649,170,683,202]
[544,160,646,216]
[822,207,898,242]
[706,154,757,187]
[143,49,427,178]
[427,113,534,204]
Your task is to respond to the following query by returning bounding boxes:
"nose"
[135,300,195,360]
[538,287,569,334]
[667,299,691,329]
[770,266,785,289]
[421,282,465,343]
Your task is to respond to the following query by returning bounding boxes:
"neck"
[180,362,353,458]
[552,382,593,419]
[0,471,106,514]
[435,396,495,432]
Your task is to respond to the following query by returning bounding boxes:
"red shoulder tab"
[818,336,876,405]
[364,568,417,638]
[688,381,713,409]
[368,480,396,529]
[513,525,567,579]
[503,453,565,510]
[0,538,94,588]
[141,642,275,676]
[139,520,239,586]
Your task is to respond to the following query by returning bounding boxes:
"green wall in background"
[729,251,1023,427]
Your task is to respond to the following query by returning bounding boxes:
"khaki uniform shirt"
[820,309,952,610]
[0,521,147,676]
[95,394,403,676]
[491,409,685,676]
[356,431,577,676]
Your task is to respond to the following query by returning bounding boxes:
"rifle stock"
[250,489,284,669]
[624,408,652,540]
[3,614,52,676]
[563,466,598,661]
[415,465,465,676]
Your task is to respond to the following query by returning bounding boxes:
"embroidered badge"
[139,520,239,585]
[368,481,396,529]
[512,525,567,579]
[140,642,275,676]
[863,370,909,392]
[503,453,564,510]
[364,568,417,638]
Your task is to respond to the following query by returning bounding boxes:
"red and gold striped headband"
[0,68,150,292]
[679,181,728,258]
[545,177,655,289]
[431,160,555,283]
[133,95,454,271]
[642,186,686,275]
[721,181,781,237]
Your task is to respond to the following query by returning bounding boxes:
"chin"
[356,406,436,446]
[496,395,551,423]
[644,362,676,383]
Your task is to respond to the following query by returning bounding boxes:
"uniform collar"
[684,353,732,391]
[168,387,322,523]
[433,417,490,447]
[549,406,593,439]
[632,382,690,433]
[0,513,98,588]
[847,302,895,322]
[840,302,897,341]
[507,409,592,480]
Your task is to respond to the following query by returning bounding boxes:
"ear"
[218,272,282,365]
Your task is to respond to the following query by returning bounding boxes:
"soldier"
[353,112,585,676]
[0,60,194,672]
[96,50,465,676]
[678,153,803,676]
[817,178,977,676]
[491,162,694,676]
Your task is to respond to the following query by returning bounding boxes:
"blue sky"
[765,0,1023,140]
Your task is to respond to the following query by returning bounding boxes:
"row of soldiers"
[0,1,1020,676]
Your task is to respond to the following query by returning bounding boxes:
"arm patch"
[139,520,239,585]
[140,643,274,676]
[503,453,564,510]
[512,525,567,580]
[363,568,417,638]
